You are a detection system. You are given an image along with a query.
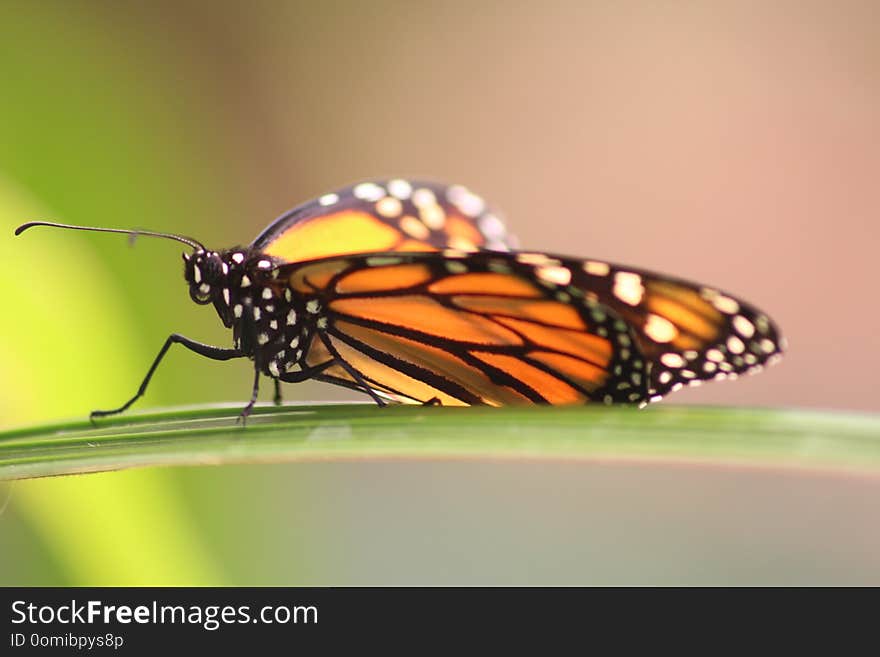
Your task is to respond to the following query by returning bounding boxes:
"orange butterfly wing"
[274,250,784,406]
[279,252,648,406]
[557,255,785,399]
[250,179,517,264]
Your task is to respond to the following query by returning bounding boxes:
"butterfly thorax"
[183,248,315,378]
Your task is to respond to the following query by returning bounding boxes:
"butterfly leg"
[318,335,387,407]
[236,369,262,425]
[267,360,338,409]
[238,363,334,425]
[422,397,443,406]
[273,378,283,406]
[91,334,243,422]
[277,360,333,384]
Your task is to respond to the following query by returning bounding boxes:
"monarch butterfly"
[15,178,784,421]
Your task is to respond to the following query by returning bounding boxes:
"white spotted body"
[183,249,315,379]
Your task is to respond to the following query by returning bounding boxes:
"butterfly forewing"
[276,250,783,406]
[250,179,517,264]
[568,257,785,399]
[280,252,649,406]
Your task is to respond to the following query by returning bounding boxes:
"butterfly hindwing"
[250,179,518,264]
[278,251,649,406]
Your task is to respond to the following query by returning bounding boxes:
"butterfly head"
[183,249,229,305]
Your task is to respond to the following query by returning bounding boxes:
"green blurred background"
[1,1,878,585]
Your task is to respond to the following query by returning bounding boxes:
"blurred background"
[1,1,878,585]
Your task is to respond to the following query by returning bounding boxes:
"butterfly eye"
[187,258,215,304]
[189,283,214,304]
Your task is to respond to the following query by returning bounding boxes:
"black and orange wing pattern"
[250,179,517,264]
[277,251,649,406]
[274,250,783,406]
[555,255,786,400]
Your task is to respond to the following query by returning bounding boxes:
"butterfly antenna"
[14,221,205,251]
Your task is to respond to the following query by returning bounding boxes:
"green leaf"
[2,404,879,481]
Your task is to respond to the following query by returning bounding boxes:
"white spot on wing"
[400,215,430,239]
[516,253,561,267]
[478,213,506,240]
[412,188,437,208]
[387,179,412,200]
[376,196,403,218]
[660,353,685,368]
[447,184,485,217]
[727,336,745,354]
[584,261,610,276]
[420,204,446,230]
[706,349,724,362]
[536,265,572,286]
[733,315,755,338]
[353,182,385,201]
[644,314,678,343]
[713,295,740,314]
[613,272,644,306]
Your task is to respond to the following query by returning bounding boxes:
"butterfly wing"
[276,250,784,406]
[279,251,649,406]
[561,255,786,399]
[250,179,517,264]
